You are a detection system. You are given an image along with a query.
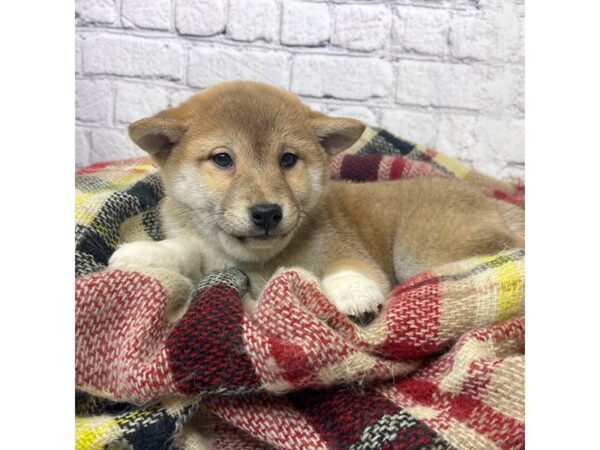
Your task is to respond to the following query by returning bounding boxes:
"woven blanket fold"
[75,127,525,450]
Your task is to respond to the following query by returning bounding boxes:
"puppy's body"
[109,81,524,324]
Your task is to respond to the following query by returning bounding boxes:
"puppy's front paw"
[322,270,385,326]
[109,241,185,275]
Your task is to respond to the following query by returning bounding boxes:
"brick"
[379,109,438,148]
[498,163,524,181]
[122,0,171,30]
[281,1,330,46]
[292,55,393,100]
[327,106,377,127]
[332,4,391,51]
[75,0,116,24]
[115,82,171,124]
[76,127,91,168]
[391,7,449,56]
[470,159,506,178]
[436,114,478,159]
[75,36,83,75]
[473,117,524,163]
[396,61,496,110]
[76,79,113,123]
[175,0,226,36]
[449,15,498,61]
[83,35,186,81]
[227,0,279,42]
[90,128,145,162]
[188,47,290,88]
[512,66,524,113]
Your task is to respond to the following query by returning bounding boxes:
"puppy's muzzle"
[249,203,283,233]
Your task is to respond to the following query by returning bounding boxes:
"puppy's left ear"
[310,112,366,155]
[128,107,191,164]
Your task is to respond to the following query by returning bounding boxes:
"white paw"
[109,241,201,279]
[322,270,385,325]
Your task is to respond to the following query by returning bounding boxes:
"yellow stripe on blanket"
[432,153,471,179]
[110,169,155,189]
[75,416,121,450]
[476,253,524,322]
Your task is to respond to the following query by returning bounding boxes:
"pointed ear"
[128,109,190,164]
[310,112,365,155]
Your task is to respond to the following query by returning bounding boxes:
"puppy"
[109,81,524,325]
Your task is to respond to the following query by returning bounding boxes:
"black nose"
[249,203,283,232]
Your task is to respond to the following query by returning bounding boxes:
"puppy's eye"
[212,153,233,168]
[280,152,297,169]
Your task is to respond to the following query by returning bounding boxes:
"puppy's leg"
[108,238,204,281]
[322,259,391,326]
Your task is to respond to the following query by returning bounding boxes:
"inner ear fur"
[310,112,366,155]
[128,109,190,163]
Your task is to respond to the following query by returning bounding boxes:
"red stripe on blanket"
[287,388,447,449]
[379,271,442,359]
[340,154,383,181]
[395,379,524,449]
[166,282,262,395]
[207,395,328,449]
[75,270,174,402]
[287,388,399,448]
[249,271,359,388]
[389,157,406,178]
[75,157,152,175]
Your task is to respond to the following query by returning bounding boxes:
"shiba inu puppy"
[109,81,524,325]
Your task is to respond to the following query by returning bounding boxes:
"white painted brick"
[379,109,438,149]
[332,4,391,51]
[292,55,393,100]
[76,128,91,168]
[227,0,279,42]
[396,61,497,110]
[122,0,171,30]
[115,83,171,124]
[188,47,290,88]
[75,0,116,24]
[175,0,226,36]
[74,0,524,177]
[498,164,525,182]
[76,79,113,123]
[75,37,83,75]
[281,1,330,46]
[327,106,377,127]
[83,35,186,81]
[473,117,524,163]
[169,88,199,107]
[436,114,477,159]
[470,159,506,178]
[90,128,145,162]
[391,7,449,56]
[449,15,498,61]
[512,66,524,113]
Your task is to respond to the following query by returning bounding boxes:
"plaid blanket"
[75,127,525,450]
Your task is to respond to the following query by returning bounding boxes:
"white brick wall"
[75,0,524,179]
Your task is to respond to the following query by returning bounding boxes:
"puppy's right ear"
[128,109,190,164]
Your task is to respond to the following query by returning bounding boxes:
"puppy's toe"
[322,270,385,326]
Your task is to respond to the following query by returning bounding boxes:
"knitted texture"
[75,127,525,449]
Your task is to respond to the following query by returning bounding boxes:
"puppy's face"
[129,81,364,262]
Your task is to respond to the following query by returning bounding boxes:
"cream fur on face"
[167,163,302,263]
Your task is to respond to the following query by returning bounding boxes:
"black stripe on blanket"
[75,174,164,274]
[287,386,451,450]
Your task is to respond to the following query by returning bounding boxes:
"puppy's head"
[129,81,365,262]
